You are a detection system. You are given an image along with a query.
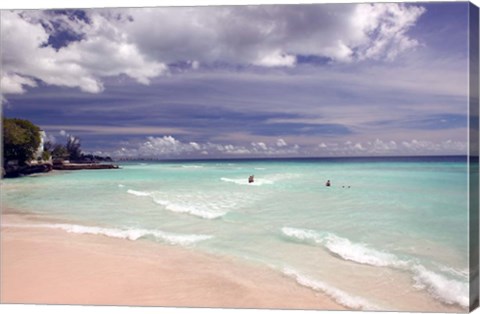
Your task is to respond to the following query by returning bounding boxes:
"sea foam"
[152,198,226,219]
[281,227,406,268]
[127,189,151,196]
[281,227,468,308]
[282,267,379,310]
[4,223,212,246]
[436,264,469,280]
[412,265,469,308]
[127,189,228,220]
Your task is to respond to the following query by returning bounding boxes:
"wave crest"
[413,265,469,308]
[281,227,405,268]
[281,227,468,308]
[5,223,212,246]
[283,267,379,310]
[127,189,151,196]
[126,189,229,220]
[152,198,226,219]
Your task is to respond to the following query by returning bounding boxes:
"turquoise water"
[1,157,470,311]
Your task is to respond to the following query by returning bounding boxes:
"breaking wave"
[412,265,469,308]
[127,189,151,196]
[281,227,407,268]
[126,189,229,220]
[282,267,379,310]
[281,227,468,308]
[152,198,226,219]
[4,223,212,246]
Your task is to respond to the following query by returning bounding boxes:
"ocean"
[1,156,471,311]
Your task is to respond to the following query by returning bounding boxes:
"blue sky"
[0,2,474,159]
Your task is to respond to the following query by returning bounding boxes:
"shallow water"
[1,156,470,311]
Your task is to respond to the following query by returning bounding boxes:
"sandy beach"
[0,213,344,310]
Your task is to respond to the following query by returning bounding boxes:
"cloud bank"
[101,135,465,160]
[1,3,425,96]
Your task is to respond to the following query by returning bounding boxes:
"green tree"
[66,136,82,160]
[42,150,51,161]
[51,144,69,160]
[2,118,41,165]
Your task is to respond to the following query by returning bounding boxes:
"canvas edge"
[469,1,480,312]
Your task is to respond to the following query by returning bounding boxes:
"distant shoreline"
[52,162,119,171]
[2,161,119,179]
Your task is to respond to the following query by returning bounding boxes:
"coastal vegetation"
[2,118,41,166]
[2,117,116,177]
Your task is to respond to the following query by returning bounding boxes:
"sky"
[0,1,475,159]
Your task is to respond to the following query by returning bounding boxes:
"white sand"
[1,213,345,310]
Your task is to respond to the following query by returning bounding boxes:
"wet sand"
[1,213,345,310]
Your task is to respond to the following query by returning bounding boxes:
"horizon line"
[110,154,470,162]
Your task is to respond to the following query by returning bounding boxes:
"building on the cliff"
[33,130,46,161]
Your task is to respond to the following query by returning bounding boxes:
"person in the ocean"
[326,180,331,187]
[249,175,254,183]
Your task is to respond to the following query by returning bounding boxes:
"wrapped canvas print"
[1,0,479,313]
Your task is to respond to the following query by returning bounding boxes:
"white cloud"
[368,138,399,153]
[1,3,425,96]
[191,60,200,70]
[107,135,467,159]
[353,143,364,151]
[276,138,288,147]
[397,139,467,153]
[111,135,302,159]
[254,51,296,68]
[313,138,466,156]
[137,136,187,155]
[352,3,426,61]
[252,142,268,151]
[223,144,251,155]
[189,142,201,150]
[1,10,166,95]
[0,72,37,94]
[120,4,424,65]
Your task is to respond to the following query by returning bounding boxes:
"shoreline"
[1,212,345,310]
[52,162,119,171]
[2,161,119,178]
